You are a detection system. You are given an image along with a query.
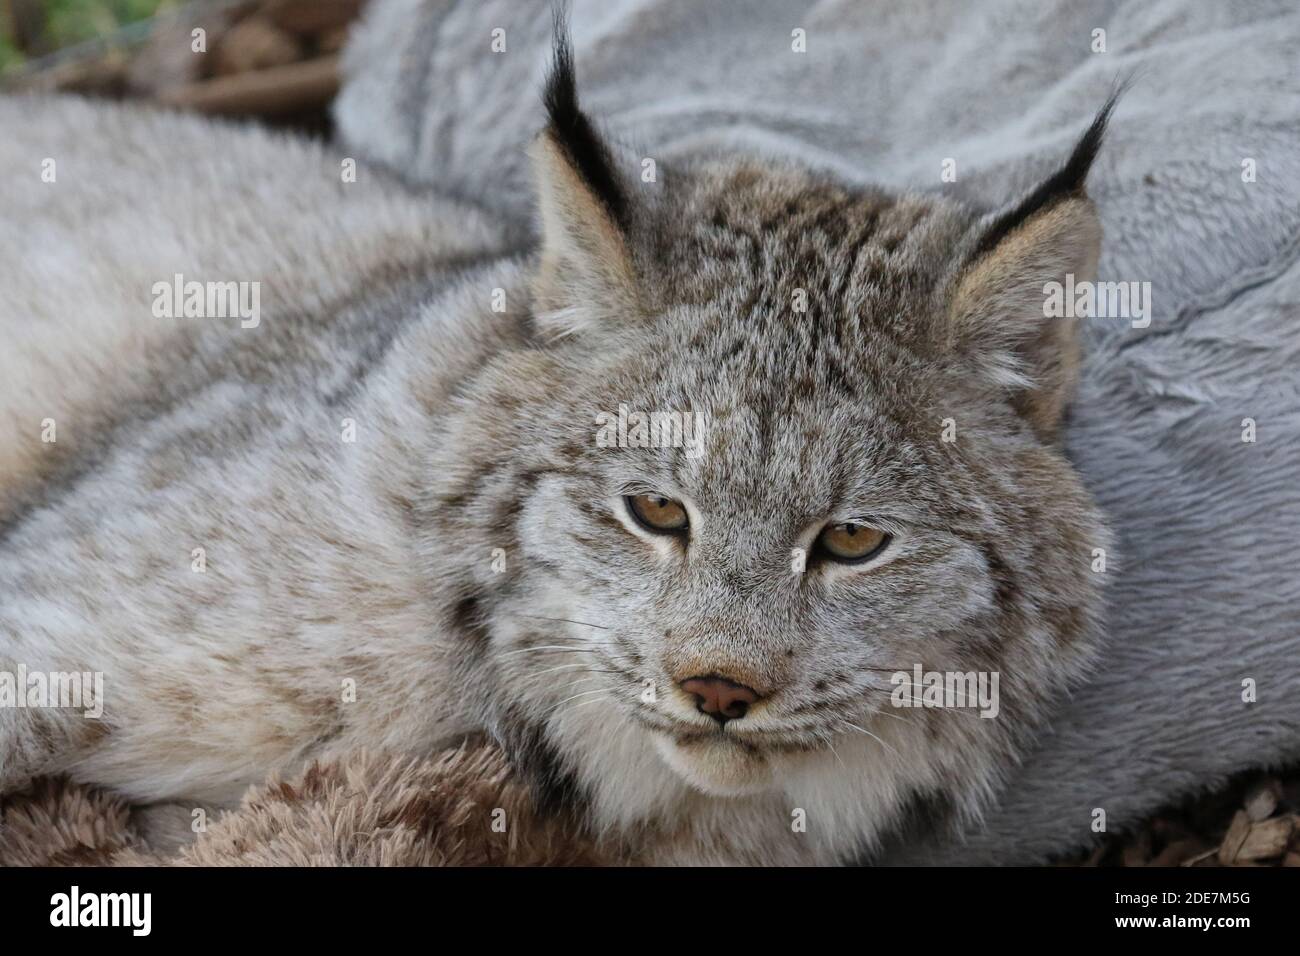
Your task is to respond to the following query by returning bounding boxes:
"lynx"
[0,33,1112,864]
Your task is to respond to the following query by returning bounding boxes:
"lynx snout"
[678,675,763,725]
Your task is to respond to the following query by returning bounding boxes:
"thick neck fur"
[1,113,1109,866]
[407,166,1109,863]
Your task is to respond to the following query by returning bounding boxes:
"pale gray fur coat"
[336,0,1300,863]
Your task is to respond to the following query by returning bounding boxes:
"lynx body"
[0,42,1111,863]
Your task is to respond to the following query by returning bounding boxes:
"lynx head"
[428,30,1113,858]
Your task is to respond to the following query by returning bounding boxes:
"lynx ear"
[528,24,640,337]
[948,97,1117,442]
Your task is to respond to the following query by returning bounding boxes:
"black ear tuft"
[973,86,1125,257]
[541,7,629,230]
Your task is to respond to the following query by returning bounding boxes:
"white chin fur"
[652,733,775,797]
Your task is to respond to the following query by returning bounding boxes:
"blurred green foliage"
[1,0,176,72]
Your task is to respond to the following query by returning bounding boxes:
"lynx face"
[426,38,1113,854]
[502,184,1103,798]
[516,359,1015,798]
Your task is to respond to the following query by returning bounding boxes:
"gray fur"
[4,72,1112,863]
[336,0,1300,864]
[0,95,510,802]
[3,0,1298,868]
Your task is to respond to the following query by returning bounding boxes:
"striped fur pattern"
[1,45,1109,863]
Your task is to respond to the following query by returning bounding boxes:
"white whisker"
[498,644,598,658]
[837,719,904,762]
[544,686,612,716]
[517,614,610,630]
[530,663,621,679]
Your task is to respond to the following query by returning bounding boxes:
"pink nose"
[679,675,761,725]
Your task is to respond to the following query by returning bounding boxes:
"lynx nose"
[679,675,761,725]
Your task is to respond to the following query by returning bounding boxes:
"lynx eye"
[815,522,890,564]
[625,494,688,535]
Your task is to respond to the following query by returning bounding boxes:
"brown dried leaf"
[1217,810,1251,865]
[1236,816,1294,861]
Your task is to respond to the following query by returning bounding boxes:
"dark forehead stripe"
[668,183,948,402]
[702,185,896,299]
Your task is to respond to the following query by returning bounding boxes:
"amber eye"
[815,522,890,564]
[625,494,689,535]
